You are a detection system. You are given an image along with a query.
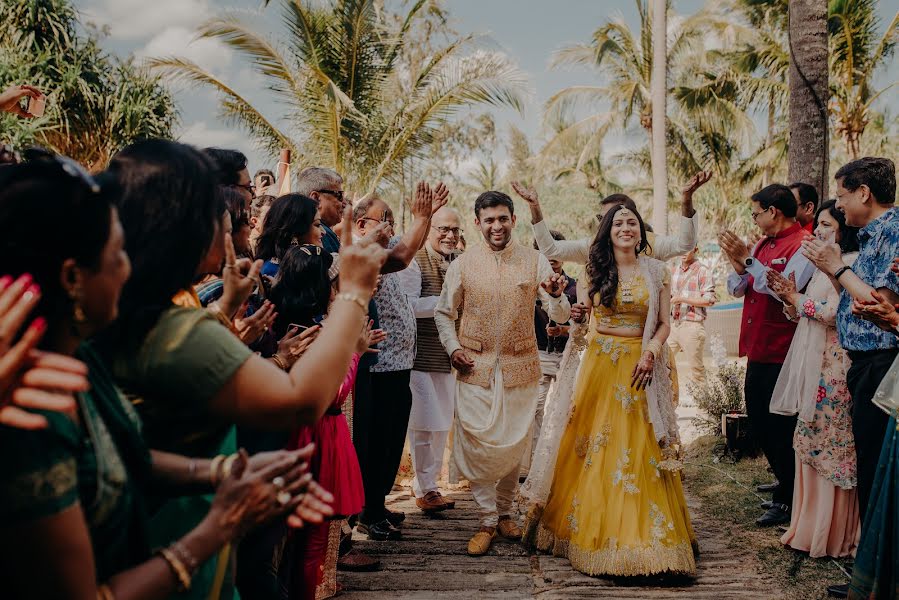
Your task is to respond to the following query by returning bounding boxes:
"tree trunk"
[650,0,668,235]
[788,0,829,201]
[763,94,775,187]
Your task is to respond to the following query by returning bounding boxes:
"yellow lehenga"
[524,274,697,577]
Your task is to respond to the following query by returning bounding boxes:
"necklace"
[619,267,639,303]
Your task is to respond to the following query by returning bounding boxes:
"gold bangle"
[159,547,192,591]
[207,302,238,333]
[209,454,225,486]
[269,354,288,371]
[97,584,114,600]
[170,540,200,574]
[335,292,368,315]
[222,454,237,479]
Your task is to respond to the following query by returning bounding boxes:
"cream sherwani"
[435,241,570,526]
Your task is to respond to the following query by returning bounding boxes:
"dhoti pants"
[470,463,520,527]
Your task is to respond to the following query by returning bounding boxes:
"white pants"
[409,428,450,498]
[470,462,520,527]
[520,351,564,475]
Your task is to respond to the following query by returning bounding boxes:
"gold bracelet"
[159,547,192,591]
[170,540,200,574]
[646,340,663,358]
[209,454,225,486]
[335,292,368,315]
[96,584,114,600]
[222,454,237,479]
[269,354,288,371]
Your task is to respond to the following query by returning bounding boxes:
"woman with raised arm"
[522,204,696,577]
[0,155,331,600]
[94,139,386,598]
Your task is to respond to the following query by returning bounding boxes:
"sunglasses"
[22,147,100,193]
[317,189,345,202]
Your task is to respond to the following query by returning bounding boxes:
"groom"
[434,191,570,556]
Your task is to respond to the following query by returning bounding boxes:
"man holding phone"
[0,84,44,118]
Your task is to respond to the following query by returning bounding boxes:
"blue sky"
[74,0,897,174]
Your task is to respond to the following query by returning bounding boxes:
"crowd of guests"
[0,80,895,600]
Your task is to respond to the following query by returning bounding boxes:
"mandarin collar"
[768,222,802,240]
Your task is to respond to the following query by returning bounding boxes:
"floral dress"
[790,275,857,489]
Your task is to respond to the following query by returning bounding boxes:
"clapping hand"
[234,300,276,345]
[541,273,568,298]
[801,236,843,276]
[355,319,386,354]
[766,270,798,303]
[852,290,899,332]
[430,182,449,216]
[0,276,89,430]
[273,324,321,369]
[717,230,750,266]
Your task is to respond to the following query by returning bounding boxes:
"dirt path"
[339,488,784,599]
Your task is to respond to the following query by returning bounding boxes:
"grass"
[683,435,853,600]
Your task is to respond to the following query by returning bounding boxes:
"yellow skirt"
[524,334,697,577]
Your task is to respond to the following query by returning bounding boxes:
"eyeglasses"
[22,147,100,193]
[750,207,770,222]
[361,216,395,229]
[432,225,461,236]
[317,189,345,202]
[232,182,256,195]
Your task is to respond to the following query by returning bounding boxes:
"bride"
[522,203,697,577]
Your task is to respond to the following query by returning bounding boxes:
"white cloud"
[81,0,213,41]
[177,121,243,149]
[135,26,233,73]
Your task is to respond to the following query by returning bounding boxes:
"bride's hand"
[630,351,654,390]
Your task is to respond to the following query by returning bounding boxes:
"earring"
[73,301,86,324]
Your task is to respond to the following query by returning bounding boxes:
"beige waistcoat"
[456,242,542,388]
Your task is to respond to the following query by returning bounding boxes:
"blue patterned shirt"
[838,207,899,352]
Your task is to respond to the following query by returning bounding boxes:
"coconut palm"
[150,0,527,195]
[829,0,898,159]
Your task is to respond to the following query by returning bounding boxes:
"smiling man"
[434,191,570,557]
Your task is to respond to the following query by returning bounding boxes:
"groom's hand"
[541,273,568,298]
[451,349,475,373]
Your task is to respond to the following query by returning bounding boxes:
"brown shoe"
[467,527,496,556]
[416,490,450,513]
[439,493,456,510]
[497,516,522,540]
[336,550,381,572]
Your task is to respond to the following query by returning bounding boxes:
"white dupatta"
[520,255,678,506]
[770,253,856,423]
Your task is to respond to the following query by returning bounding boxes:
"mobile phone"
[27,95,45,118]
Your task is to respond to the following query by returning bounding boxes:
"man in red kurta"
[719,184,816,527]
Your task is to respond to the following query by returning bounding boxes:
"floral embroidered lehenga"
[523,257,696,577]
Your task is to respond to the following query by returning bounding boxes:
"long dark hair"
[256,194,319,263]
[816,199,859,253]
[100,139,222,344]
[587,203,650,308]
[0,160,114,331]
[269,245,333,336]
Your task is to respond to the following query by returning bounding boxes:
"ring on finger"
[272,476,286,490]
[276,491,292,506]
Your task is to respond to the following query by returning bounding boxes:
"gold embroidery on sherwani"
[456,243,542,388]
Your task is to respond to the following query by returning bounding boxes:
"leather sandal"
[467,527,497,556]
[497,516,522,540]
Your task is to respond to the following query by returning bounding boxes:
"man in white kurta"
[434,191,570,556]
[395,207,463,512]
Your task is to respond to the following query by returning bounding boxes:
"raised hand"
[0,85,43,118]
[220,234,264,318]
[411,181,433,219]
[450,349,475,374]
[0,276,88,430]
[234,300,276,345]
[511,181,539,206]
[541,273,568,298]
[430,182,449,215]
[801,237,843,276]
[682,171,712,197]
[569,302,589,324]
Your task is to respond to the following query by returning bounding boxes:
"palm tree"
[650,0,668,233]
[0,0,177,169]
[150,0,527,196]
[829,0,898,159]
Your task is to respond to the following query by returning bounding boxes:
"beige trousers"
[668,320,708,388]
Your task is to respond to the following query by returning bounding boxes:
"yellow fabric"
[524,333,697,576]
[593,274,650,331]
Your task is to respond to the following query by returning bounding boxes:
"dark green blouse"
[0,343,152,582]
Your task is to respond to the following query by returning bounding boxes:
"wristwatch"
[743,257,755,267]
